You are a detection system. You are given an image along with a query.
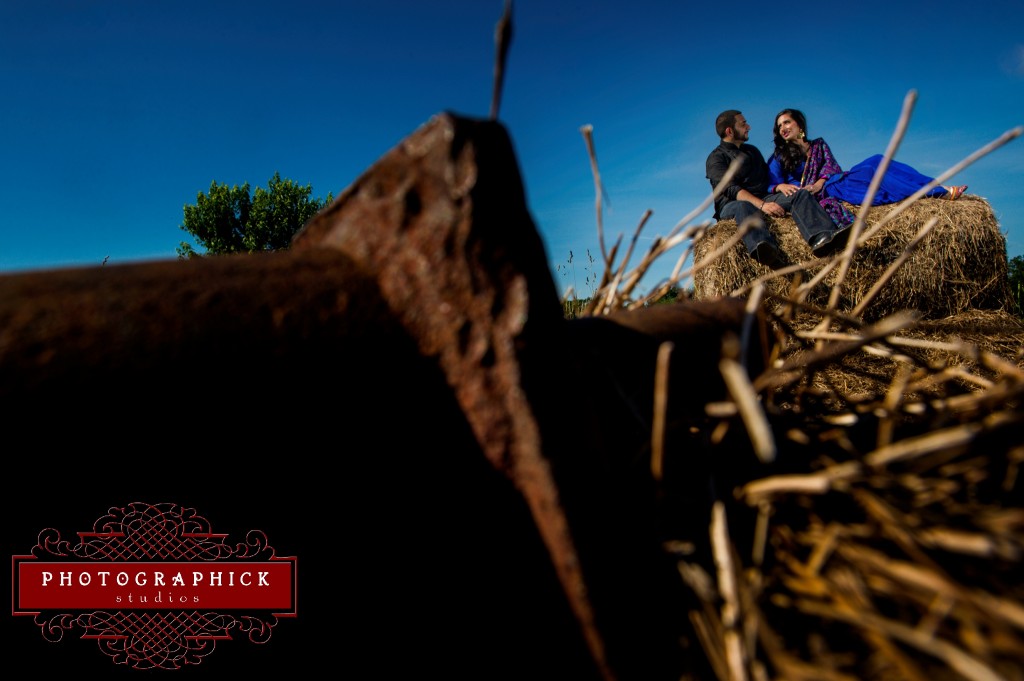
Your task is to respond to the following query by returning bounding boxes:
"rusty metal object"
[0,248,389,399]
[1,112,764,680]
[293,112,763,679]
[0,249,600,678]
[294,112,566,473]
[293,112,620,678]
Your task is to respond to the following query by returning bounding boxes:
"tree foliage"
[177,172,333,258]
[1009,254,1024,317]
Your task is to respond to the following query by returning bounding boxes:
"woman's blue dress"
[824,155,947,205]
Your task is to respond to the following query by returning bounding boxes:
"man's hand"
[761,201,785,217]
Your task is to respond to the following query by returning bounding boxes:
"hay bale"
[692,195,1013,322]
[810,307,1024,407]
[667,303,1024,681]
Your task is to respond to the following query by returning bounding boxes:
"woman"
[767,108,967,228]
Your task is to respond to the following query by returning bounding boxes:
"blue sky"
[2,0,1022,298]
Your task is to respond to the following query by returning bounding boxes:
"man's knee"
[790,191,817,209]
[722,201,758,222]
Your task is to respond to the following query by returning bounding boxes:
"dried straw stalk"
[577,94,1024,680]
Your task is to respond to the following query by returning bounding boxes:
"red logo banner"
[10,502,297,670]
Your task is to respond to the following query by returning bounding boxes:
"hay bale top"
[692,195,1012,322]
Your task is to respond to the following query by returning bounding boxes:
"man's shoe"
[752,241,783,269]
[810,225,852,258]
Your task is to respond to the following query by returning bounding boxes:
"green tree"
[651,286,684,305]
[1009,254,1024,317]
[177,172,333,258]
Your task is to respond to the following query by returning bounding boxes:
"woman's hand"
[777,183,801,196]
[803,179,826,195]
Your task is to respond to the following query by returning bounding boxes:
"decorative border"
[11,502,296,670]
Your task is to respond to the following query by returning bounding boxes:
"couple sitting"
[705,108,967,269]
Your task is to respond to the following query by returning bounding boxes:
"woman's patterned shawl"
[805,138,855,228]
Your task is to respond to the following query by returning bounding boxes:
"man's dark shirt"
[706,141,771,219]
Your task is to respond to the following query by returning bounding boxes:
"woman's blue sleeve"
[767,154,786,194]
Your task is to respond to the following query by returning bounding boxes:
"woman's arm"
[768,153,801,196]
[798,138,844,194]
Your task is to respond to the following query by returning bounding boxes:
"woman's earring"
[800,131,806,139]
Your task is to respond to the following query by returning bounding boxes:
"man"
[705,110,851,268]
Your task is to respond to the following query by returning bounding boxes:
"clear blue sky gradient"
[2,1,1022,297]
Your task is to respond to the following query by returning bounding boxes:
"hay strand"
[573,92,1023,681]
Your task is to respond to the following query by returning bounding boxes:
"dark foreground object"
[0,113,763,680]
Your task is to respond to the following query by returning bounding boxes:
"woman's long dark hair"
[772,108,808,175]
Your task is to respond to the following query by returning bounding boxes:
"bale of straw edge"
[692,195,1013,322]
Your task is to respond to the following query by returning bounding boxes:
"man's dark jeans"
[720,190,838,254]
